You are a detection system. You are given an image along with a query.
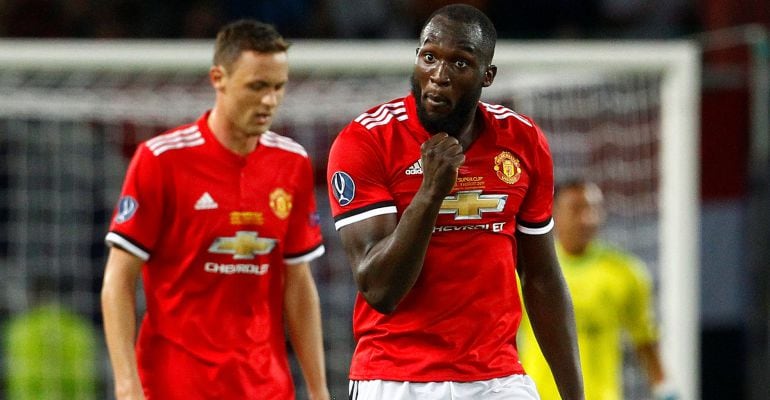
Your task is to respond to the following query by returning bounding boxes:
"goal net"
[0,39,699,399]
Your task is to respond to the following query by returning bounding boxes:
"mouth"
[253,113,272,124]
[424,92,451,110]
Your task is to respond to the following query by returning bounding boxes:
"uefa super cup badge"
[269,188,292,220]
[493,151,522,184]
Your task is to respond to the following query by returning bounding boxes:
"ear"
[209,65,226,91]
[482,64,497,88]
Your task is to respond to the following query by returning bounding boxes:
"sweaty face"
[553,184,605,255]
[412,17,490,136]
[218,50,288,138]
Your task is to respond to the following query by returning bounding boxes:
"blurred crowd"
[0,0,701,40]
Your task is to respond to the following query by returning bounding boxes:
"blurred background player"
[327,4,584,399]
[100,20,329,399]
[518,179,677,400]
[3,276,98,400]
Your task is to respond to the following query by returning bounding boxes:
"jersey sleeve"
[327,122,397,230]
[104,143,165,261]
[283,155,325,265]
[621,257,659,346]
[516,122,555,235]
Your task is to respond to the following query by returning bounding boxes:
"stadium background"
[0,1,768,399]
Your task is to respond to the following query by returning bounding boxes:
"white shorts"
[348,374,541,400]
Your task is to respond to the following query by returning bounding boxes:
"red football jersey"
[327,94,554,382]
[106,112,324,399]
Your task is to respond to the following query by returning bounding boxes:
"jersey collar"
[197,110,250,166]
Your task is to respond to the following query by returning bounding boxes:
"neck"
[207,108,259,156]
[453,109,481,151]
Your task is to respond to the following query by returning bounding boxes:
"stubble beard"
[411,73,481,137]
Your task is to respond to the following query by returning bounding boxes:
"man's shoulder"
[592,241,648,274]
[259,131,309,159]
[478,102,546,150]
[141,121,205,158]
[332,96,411,152]
[479,101,536,129]
[351,96,409,131]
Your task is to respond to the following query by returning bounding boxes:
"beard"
[411,73,481,137]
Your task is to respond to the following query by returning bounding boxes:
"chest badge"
[493,151,522,184]
[208,231,276,259]
[439,190,508,220]
[269,188,292,220]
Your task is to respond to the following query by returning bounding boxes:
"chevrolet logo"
[439,190,507,220]
[208,231,277,259]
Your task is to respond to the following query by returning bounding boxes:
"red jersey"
[106,112,324,399]
[327,94,554,382]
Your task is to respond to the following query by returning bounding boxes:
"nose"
[262,88,280,107]
[429,61,450,86]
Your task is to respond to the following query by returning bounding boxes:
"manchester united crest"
[493,151,522,184]
[269,188,292,220]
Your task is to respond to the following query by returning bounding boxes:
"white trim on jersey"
[284,244,326,265]
[355,102,408,130]
[516,218,554,235]
[105,232,150,261]
[355,101,404,124]
[146,125,197,148]
[260,131,308,157]
[147,126,205,156]
[335,206,398,230]
[481,102,533,127]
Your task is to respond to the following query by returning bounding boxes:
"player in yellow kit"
[518,180,677,400]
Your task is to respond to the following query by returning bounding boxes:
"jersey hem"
[516,218,554,235]
[334,204,397,230]
[284,244,325,265]
[105,232,150,261]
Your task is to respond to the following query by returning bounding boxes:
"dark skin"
[337,15,585,400]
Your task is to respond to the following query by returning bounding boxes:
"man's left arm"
[517,230,584,400]
[284,261,329,400]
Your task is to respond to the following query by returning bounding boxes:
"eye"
[423,53,436,63]
[455,59,469,68]
[249,82,268,91]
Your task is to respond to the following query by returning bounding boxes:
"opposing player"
[518,180,678,400]
[327,4,584,399]
[100,20,329,399]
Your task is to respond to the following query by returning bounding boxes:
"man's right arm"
[101,246,145,400]
[337,133,464,314]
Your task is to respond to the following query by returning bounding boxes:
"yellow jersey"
[518,241,658,400]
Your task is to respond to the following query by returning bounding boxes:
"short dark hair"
[554,178,598,200]
[420,4,497,63]
[213,19,290,70]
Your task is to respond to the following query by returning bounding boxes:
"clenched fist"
[419,133,465,200]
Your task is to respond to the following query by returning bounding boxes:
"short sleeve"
[622,258,659,346]
[105,144,165,261]
[283,156,325,265]
[327,122,397,230]
[516,122,555,235]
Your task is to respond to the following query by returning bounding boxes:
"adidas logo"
[194,192,219,210]
[405,159,423,175]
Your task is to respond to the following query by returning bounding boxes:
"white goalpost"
[0,39,700,400]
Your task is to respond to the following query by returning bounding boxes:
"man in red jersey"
[101,20,329,400]
[327,4,584,400]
